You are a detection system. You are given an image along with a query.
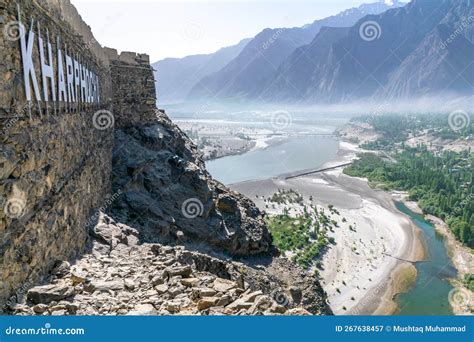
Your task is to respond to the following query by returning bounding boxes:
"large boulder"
[27,283,74,304]
[110,111,272,256]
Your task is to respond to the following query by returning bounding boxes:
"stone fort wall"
[0,0,157,306]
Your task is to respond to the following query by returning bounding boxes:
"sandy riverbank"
[426,215,473,315]
[231,141,424,315]
[426,215,474,277]
[391,192,424,215]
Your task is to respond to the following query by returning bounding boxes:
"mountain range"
[154,0,473,104]
[260,0,474,102]
[152,38,251,103]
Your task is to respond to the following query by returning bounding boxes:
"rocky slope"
[8,110,332,316]
[110,111,272,256]
[12,213,330,316]
[1,0,331,316]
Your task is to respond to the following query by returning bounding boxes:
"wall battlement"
[104,48,150,65]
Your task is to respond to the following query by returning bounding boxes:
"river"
[395,202,456,315]
[206,136,339,184]
[206,134,457,315]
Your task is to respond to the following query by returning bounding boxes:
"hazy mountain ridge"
[187,27,315,100]
[377,0,474,99]
[259,26,352,102]
[152,38,251,104]
[182,0,473,104]
[262,0,447,102]
[286,0,474,103]
[187,0,405,101]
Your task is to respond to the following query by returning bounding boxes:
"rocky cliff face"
[110,113,272,256]
[1,0,331,315]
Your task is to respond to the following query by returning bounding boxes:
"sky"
[71,0,387,62]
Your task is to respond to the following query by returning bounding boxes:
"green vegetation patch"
[269,188,304,205]
[464,274,474,292]
[267,202,340,269]
[344,148,474,247]
[355,113,473,151]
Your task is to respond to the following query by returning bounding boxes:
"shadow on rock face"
[107,110,273,257]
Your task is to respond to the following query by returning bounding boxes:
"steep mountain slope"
[188,0,405,100]
[264,0,473,102]
[188,27,315,100]
[153,39,250,104]
[261,26,351,101]
[378,0,474,98]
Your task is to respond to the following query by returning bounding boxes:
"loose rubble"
[10,215,330,316]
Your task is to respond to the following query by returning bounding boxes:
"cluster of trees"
[357,113,473,151]
[464,274,474,292]
[267,203,338,269]
[269,188,304,205]
[345,149,474,247]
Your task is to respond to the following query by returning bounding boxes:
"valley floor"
[232,142,425,315]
